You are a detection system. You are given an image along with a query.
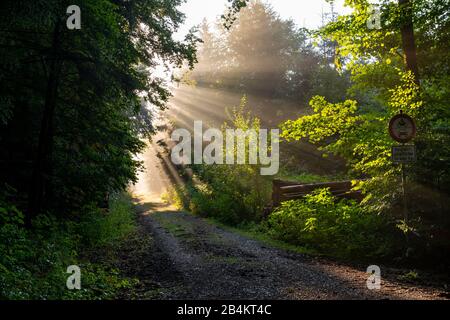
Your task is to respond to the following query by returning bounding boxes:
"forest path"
[128,203,446,300]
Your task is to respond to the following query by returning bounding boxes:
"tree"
[281,0,450,228]
[0,0,198,223]
[398,0,420,82]
[189,0,345,105]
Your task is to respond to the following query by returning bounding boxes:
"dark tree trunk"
[398,0,420,84]
[27,21,62,226]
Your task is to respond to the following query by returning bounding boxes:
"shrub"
[189,164,271,225]
[0,193,137,300]
[161,184,193,211]
[187,98,272,225]
[267,189,401,259]
[79,193,136,247]
[164,98,272,225]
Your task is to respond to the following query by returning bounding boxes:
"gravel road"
[124,205,448,300]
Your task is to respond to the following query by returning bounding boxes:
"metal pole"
[401,163,408,223]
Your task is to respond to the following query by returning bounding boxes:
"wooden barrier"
[272,179,363,207]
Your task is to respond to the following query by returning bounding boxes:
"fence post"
[272,179,282,207]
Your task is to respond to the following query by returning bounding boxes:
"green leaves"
[280,96,360,154]
[276,2,450,265]
[222,0,249,30]
[0,0,201,212]
[0,194,137,300]
[268,188,397,259]
[0,202,24,226]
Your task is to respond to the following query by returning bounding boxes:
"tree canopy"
[282,0,450,219]
[0,0,199,221]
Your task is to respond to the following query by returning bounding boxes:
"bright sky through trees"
[176,0,353,38]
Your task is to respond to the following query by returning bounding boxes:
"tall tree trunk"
[27,21,62,226]
[398,0,420,84]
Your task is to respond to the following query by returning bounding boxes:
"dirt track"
[118,203,448,300]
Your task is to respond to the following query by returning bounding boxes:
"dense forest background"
[0,0,449,299]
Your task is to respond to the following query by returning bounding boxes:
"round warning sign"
[389,112,416,143]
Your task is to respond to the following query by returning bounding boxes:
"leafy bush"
[162,184,193,211]
[169,98,272,225]
[189,164,271,225]
[267,189,401,259]
[79,193,136,247]
[0,194,137,300]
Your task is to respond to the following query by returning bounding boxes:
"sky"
[176,0,353,38]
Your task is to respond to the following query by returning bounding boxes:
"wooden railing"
[272,179,363,207]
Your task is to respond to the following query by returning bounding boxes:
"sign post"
[389,111,417,223]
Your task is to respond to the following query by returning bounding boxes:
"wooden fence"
[272,179,363,207]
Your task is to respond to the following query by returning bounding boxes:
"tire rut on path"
[137,208,446,300]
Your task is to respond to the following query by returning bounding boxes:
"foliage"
[222,0,250,30]
[282,0,450,214]
[79,193,136,247]
[167,98,272,225]
[276,168,348,184]
[0,194,137,300]
[194,98,272,224]
[267,189,400,259]
[162,184,193,211]
[0,0,199,217]
[278,0,450,263]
